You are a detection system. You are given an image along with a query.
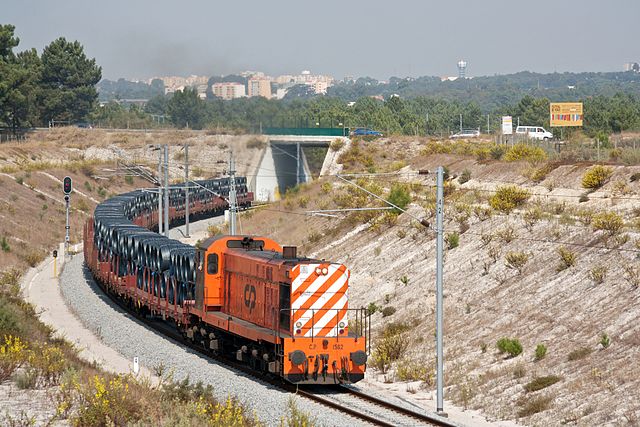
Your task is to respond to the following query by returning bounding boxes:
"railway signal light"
[63,176,72,194]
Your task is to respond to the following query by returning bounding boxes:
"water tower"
[457,60,467,79]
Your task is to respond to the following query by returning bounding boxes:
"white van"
[515,126,553,141]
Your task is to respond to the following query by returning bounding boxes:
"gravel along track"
[60,254,368,426]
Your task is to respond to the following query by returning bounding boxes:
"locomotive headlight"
[295,321,302,328]
[339,322,345,328]
[315,267,322,275]
[321,267,328,275]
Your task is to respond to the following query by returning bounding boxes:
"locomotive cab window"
[207,253,218,274]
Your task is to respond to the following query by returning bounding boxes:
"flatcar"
[83,178,368,384]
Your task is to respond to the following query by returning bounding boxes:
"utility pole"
[228,152,237,235]
[487,114,490,134]
[296,142,300,186]
[184,144,190,238]
[425,112,429,136]
[435,166,445,416]
[163,145,169,237]
[459,114,462,132]
[157,150,163,235]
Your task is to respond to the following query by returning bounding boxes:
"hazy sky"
[4,0,640,80]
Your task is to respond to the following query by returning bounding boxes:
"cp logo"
[244,284,256,311]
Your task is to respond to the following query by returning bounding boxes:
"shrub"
[459,169,471,184]
[524,375,562,392]
[381,307,396,317]
[600,333,610,349]
[567,347,591,361]
[523,207,543,232]
[473,206,493,221]
[21,250,45,268]
[298,195,310,208]
[513,364,526,379]
[623,264,640,289]
[76,198,90,212]
[284,397,317,427]
[320,182,332,193]
[592,211,624,236]
[489,145,507,160]
[582,165,613,189]
[330,138,345,152]
[505,251,530,274]
[529,163,555,183]
[588,265,608,285]
[579,193,589,203]
[124,175,134,185]
[445,232,459,249]
[535,344,547,361]
[489,185,530,213]
[28,344,66,386]
[387,183,412,214]
[246,137,265,149]
[1,236,10,252]
[630,172,640,182]
[496,337,523,358]
[367,302,380,316]
[556,247,577,271]
[370,323,410,373]
[399,275,409,286]
[396,359,432,383]
[504,143,547,163]
[207,224,222,237]
[518,395,552,417]
[0,335,29,382]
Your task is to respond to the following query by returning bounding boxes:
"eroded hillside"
[238,136,640,426]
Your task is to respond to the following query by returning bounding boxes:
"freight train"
[83,177,369,384]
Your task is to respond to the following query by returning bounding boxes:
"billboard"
[550,102,583,127]
[501,116,513,135]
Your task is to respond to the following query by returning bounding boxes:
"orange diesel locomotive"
[85,181,368,385]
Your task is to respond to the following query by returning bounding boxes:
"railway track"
[94,276,458,427]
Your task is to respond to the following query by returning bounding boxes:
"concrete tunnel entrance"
[252,138,332,202]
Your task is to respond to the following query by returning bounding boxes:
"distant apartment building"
[212,82,246,100]
[248,78,272,99]
[273,70,334,96]
[146,75,208,94]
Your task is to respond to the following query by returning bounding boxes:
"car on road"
[350,128,383,137]
[450,129,481,139]
[515,126,553,141]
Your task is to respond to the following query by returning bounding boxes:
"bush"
[534,344,547,361]
[592,211,624,236]
[529,163,554,183]
[505,251,530,274]
[496,337,523,358]
[630,172,640,182]
[246,137,265,149]
[445,232,459,249]
[600,333,610,349]
[523,207,543,232]
[381,306,396,317]
[489,145,506,160]
[387,183,412,214]
[367,302,380,316]
[588,265,608,285]
[489,185,530,213]
[320,182,332,194]
[504,143,547,163]
[370,322,410,373]
[0,335,29,382]
[582,165,613,189]
[567,347,591,361]
[1,236,10,252]
[207,224,222,237]
[524,375,562,392]
[21,250,45,268]
[459,169,471,184]
[518,395,552,417]
[330,138,345,152]
[397,359,432,383]
[556,247,577,271]
[76,198,90,212]
[124,175,134,185]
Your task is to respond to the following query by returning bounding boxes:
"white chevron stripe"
[294,274,347,321]
[303,296,348,337]
[291,265,341,309]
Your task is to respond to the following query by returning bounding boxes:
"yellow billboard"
[550,102,583,127]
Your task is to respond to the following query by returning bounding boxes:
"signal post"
[63,176,72,255]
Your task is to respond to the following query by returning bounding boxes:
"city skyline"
[4,0,639,80]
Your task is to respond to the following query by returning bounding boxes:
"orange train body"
[84,182,368,385]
